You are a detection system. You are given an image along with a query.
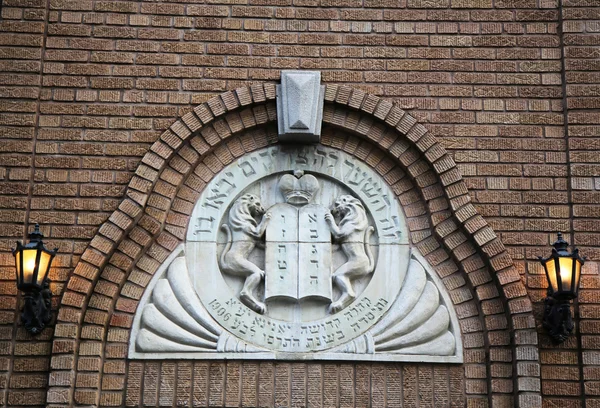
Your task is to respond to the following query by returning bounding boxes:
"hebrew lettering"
[130,145,461,363]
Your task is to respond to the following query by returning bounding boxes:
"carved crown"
[278,170,319,205]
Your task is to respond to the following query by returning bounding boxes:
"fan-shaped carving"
[132,251,267,354]
[130,245,461,362]
[330,252,459,357]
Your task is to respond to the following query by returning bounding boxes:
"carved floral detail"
[332,252,457,356]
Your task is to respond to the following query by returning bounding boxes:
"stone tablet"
[129,145,463,363]
[265,175,333,303]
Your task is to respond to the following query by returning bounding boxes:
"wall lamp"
[12,224,57,334]
[539,232,585,343]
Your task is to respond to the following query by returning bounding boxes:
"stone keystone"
[277,70,325,143]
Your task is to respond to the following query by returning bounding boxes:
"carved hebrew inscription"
[205,295,389,351]
[190,147,404,244]
[265,171,333,302]
[266,202,333,302]
[129,146,462,362]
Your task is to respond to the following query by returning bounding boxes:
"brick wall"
[563,1,600,407]
[124,361,465,407]
[0,0,598,406]
[1,0,49,406]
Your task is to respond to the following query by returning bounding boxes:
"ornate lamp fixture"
[539,232,585,343]
[12,224,57,334]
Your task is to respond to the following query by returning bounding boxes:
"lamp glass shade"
[14,250,21,283]
[574,258,582,296]
[13,238,55,291]
[544,258,558,294]
[36,251,52,287]
[558,256,574,293]
[15,247,43,289]
[12,224,57,291]
[544,256,578,299]
[540,233,586,300]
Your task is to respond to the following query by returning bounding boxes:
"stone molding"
[47,83,541,407]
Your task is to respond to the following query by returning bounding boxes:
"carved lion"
[220,193,271,314]
[325,195,375,314]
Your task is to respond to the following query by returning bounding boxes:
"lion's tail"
[365,226,375,273]
[220,224,232,272]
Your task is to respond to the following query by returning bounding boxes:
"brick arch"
[47,83,540,407]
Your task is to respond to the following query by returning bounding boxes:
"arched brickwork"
[47,84,541,407]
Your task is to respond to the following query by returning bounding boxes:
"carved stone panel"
[129,145,463,363]
[265,202,333,302]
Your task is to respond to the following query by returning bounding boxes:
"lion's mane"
[336,195,369,231]
[228,194,259,231]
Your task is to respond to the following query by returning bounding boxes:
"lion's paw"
[240,292,266,314]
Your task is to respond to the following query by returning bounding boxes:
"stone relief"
[129,145,463,363]
[264,171,334,304]
[132,252,265,354]
[326,195,375,314]
[217,170,378,316]
[219,193,270,314]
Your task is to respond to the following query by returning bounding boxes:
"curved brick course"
[47,85,540,407]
